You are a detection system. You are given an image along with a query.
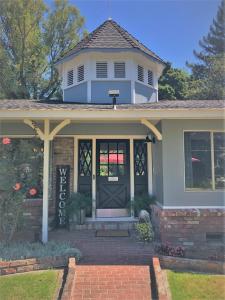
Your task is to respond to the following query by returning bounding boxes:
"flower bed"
[0,241,81,276]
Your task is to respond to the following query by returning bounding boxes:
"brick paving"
[50,229,154,265]
[71,265,152,300]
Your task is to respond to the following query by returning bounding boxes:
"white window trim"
[183,130,225,192]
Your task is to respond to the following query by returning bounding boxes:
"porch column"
[42,120,50,243]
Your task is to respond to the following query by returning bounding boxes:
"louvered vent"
[77,65,84,82]
[67,69,74,86]
[148,70,153,86]
[137,65,144,82]
[114,62,125,78]
[96,62,108,78]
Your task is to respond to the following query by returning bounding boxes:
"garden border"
[159,255,225,274]
[152,257,171,300]
[0,255,70,276]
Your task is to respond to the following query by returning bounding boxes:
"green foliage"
[0,138,43,242]
[0,0,85,100]
[187,0,225,100]
[0,240,81,261]
[159,62,190,100]
[135,222,154,242]
[132,193,156,215]
[66,192,92,218]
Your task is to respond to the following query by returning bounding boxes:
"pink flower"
[2,137,11,145]
[13,183,21,191]
[29,188,37,196]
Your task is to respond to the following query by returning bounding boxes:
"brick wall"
[151,204,225,260]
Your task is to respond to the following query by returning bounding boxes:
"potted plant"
[66,192,92,225]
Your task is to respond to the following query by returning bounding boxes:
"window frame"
[183,130,225,192]
[137,65,144,82]
[114,61,126,79]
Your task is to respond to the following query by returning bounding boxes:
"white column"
[73,137,78,192]
[130,138,135,217]
[92,138,96,219]
[42,120,50,243]
[147,142,153,195]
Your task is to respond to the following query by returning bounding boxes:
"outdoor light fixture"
[145,134,156,144]
[108,90,120,110]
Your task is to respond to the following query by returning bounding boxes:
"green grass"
[167,270,225,300]
[0,270,62,300]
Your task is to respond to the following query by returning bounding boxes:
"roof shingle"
[0,100,224,111]
[57,19,165,64]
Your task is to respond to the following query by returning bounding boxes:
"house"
[0,19,224,259]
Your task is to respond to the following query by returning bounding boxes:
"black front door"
[96,140,130,217]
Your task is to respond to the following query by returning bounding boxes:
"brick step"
[70,220,138,230]
[72,265,152,300]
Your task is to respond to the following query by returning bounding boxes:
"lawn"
[0,270,62,300]
[167,270,225,300]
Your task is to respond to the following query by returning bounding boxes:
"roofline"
[55,48,167,67]
[0,108,224,121]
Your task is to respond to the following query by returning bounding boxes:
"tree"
[187,0,225,99]
[158,62,190,100]
[0,0,85,100]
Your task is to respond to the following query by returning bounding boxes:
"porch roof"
[0,99,224,120]
[0,99,224,111]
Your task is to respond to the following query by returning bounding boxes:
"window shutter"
[137,65,144,82]
[114,62,125,78]
[77,65,84,82]
[148,70,153,86]
[67,70,74,86]
[96,62,108,78]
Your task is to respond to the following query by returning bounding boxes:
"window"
[214,133,225,189]
[77,65,84,82]
[147,70,153,86]
[96,62,107,78]
[184,132,225,190]
[0,138,43,198]
[67,69,73,86]
[114,62,125,78]
[137,65,144,82]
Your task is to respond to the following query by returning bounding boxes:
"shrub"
[132,194,156,216]
[135,222,154,242]
[155,242,185,257]
[0,241,81,261]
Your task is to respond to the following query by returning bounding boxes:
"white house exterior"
[0,20,224,259]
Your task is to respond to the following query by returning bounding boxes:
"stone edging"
[61,258,76,300]
[159,255,225,274]
[0,255,69,276]
[152,257,171,300]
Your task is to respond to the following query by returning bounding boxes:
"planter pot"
[70,209,86,225]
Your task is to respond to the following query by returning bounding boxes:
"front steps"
[69,218,138,230]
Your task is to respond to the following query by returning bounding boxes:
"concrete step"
[70,218,138,230]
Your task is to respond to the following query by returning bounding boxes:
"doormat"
[96,230,130,237]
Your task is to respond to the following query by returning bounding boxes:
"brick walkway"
[50,229,154,265]
[71,265,152,300]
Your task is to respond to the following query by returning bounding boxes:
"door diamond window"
[134,140,147,176]
[79,140,92,176]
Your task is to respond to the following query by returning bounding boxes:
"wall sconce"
[145,134,156,144]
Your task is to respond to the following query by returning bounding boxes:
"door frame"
[73,135,152,219]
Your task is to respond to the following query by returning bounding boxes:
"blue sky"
[61,0,220,71]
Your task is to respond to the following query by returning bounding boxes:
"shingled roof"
[0,100,224,111]
[57,19,165,65]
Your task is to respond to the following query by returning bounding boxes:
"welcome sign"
[56,165,70,227]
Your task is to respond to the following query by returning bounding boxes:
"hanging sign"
[56,165,70,227]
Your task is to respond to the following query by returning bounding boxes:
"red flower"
[13,183,21,191]
[29,188,37,196]
[2,137,11,145]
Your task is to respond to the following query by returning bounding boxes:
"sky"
[56,0,221,71]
